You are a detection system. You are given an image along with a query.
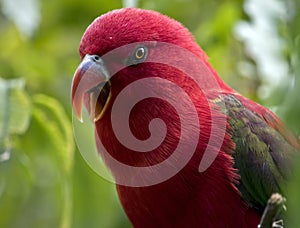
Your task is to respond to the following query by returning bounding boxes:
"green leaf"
[32,94,74,173]
[0,93,74,228]
[0,78,31,141]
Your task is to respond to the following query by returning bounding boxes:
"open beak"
[71,54,111,122]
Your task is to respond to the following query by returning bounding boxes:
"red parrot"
[71,8,300,227]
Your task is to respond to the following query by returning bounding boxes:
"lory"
[71,8,300,227]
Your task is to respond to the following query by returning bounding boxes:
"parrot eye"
[127,45,148,65]
[135,47,145,60]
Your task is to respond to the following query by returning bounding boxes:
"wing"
[215,94,299,212]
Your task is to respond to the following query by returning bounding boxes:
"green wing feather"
[216,94,299,211]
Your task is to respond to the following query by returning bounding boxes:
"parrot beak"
[71,54,111,122]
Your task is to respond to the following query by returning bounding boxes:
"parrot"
[71,8,300,228]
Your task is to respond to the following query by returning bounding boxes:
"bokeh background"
[0,0,299,227]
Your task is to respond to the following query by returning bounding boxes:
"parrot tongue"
[85,81,111,122]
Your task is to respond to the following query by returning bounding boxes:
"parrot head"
[71,8,215,122]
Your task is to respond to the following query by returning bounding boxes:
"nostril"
[91,55,101,62]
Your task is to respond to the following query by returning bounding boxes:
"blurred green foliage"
[0,0,299,227]
[284,0,300,227]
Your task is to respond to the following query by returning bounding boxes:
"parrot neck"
[95,65,234,174]
[94,75,260,226]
